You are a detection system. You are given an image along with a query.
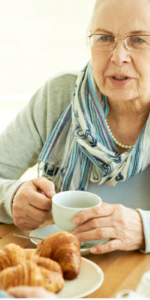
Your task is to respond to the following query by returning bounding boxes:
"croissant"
[31,255,63,274]
[36,231,81,280]
[24,249,35,260]
[0,243,26,271]
[0,260,64,293]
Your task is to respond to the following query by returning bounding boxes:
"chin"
[104,89,137,102]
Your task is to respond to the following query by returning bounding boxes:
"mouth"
[108,74,133,86]
[112,76,129,81]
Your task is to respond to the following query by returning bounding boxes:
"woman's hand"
[12,177,56,230]
[7,286,56,298]
[72,203,145,254]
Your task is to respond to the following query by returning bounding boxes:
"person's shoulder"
[41,71,78,108]
[47,70,78,92]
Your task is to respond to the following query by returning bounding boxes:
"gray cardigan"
[0,72,150,253]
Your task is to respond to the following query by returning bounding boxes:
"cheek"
[132,50,150,77]
[91,50,108,86]
[142,59,150,83]
[135,55,150,91]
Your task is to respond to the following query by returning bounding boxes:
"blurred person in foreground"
[0,286,56,298]
[0,0,150,255]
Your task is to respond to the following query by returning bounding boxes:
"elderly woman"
[0,0,150,255]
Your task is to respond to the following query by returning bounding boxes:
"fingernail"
[73,217,80,224]
[90,247,97,254]
[48,191,55,197]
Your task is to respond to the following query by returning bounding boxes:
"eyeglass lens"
[90,35,150,51]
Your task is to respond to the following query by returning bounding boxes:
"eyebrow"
[130,30,150,34]
[94,28,150,35]
[94,28,114,34]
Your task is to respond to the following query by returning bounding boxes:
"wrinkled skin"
[12,177,56,230]
[72,203,145,254]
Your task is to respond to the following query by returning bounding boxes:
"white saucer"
[29,225,109,255]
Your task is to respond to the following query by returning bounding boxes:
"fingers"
[14,212,52,230]
[12,177,55,230]
[25,206,52,223]
[90,239,122,254]
[13,206,53,230]
[14,178,55,211]
[14,189,52,211]
[73,202,114,225]
[32,177,56,198]
[73,227,115,243]
[8,286,56,298]
[72,204,145,253]
[27,191,52,211]
[90,236,141,254]
[22,177,55,210]
[72,216,113,235]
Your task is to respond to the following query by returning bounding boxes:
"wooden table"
[1,223,150,298]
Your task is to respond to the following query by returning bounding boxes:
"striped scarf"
[38,61,150,192]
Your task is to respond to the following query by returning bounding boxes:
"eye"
[127,35,150,50]
[95,35,114,43]
[132,37,145,43]
[100,36,110,41]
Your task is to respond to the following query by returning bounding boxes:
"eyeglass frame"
[88,34,150,52]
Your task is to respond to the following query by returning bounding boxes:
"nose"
[111,40,131,66]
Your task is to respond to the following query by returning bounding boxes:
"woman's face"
[91,0,150,104]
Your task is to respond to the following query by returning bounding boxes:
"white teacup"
[136,271,150,298]
[52,191,102,232]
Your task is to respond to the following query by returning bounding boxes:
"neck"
[106,97,150,153]
[107,97,150,123]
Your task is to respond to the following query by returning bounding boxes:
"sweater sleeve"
[137,209,150,254]
[0,72,77,224]
[0,81,49,223]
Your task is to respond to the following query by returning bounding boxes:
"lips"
[108,74,133,86]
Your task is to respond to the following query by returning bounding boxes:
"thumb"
[32,177,56,198]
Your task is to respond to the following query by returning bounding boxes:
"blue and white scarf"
[38,61,150,192]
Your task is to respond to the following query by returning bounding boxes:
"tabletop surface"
[0,222,150,298]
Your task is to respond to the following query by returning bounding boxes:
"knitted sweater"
[0,72,150,253]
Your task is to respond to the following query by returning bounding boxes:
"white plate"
[32,249,104,298]
[58,256,104,298]
[0,249,104,298]
[29,225,109,255]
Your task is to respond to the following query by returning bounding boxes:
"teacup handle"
[116,290,144,298]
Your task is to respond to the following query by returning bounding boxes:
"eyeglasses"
[88,34,150,51]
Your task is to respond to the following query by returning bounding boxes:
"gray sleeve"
[137,209,150,254]
[0,72,77,224]
[0,82,48,223]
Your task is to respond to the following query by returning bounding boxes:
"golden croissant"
[24,249,35,260]
[0,243,64,293]
[0,243,26,271]
[0,260,64,293]
[31,254,63,274]
[0,244,62,275]
[36,231,81,280]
